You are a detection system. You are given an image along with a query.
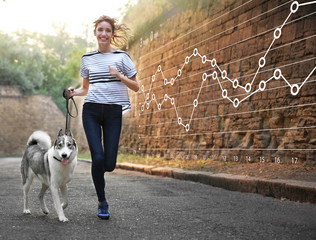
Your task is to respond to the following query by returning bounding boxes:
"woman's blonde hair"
[93,15,129,48]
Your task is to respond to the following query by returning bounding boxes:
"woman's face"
[94,21,114,46]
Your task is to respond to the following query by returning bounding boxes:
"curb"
[79,159,316,204]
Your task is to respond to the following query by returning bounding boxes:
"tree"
[0,29,88,112]
[0,31,44,93]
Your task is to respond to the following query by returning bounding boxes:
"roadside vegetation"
[0,26,91,113]
[78,153,316,182]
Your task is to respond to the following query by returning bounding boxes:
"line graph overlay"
[138,55,316,120]
[140,31,315,131]
[134,0,316,163]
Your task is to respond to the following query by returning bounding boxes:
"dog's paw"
[42,209,49,215]
[59,216,69,222]
[23,209,31,214]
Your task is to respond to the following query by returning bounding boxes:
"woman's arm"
[69,78,90,97]
[109,66,139,92]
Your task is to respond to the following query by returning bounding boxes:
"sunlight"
[0,0,133,36]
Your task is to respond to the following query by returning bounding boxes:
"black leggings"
[82,103,122,202]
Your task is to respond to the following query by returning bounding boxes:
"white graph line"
[139,56,316,116]
[139,1,316,132]
[139,103,316,128]
[138,126,316,139]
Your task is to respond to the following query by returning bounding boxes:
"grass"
[78,152,236,172]
[77,152,316,181]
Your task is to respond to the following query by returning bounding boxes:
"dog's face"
[54,129,77,166]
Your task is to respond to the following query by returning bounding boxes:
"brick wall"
[0,86,65,156]
[121,0,316,164]
[70,0,316,165]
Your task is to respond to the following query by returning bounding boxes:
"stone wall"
[0,86,65,156]
[69,0,315,164]
[120,0,316,164]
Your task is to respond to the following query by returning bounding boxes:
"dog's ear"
[67,130,73,138]
[58,129,63,137]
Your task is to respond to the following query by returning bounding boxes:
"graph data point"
[274,28,282,39]
[212,71,217,80]
[193,48,198,56]
[245,83,252,93]
[291,1,299,13]
[233,79,239,89]
[193,99,198,107]
[291,84,300,95]
[185,56,190,64]
[233,98,240,108]
[259,80,266,91]
[259,57,266,68]
[274,69,282,80]
[211,58,216,67]
[202,55,207,64]
[222,70,227,79]
[222,89,228,99]
[202,73,208,82]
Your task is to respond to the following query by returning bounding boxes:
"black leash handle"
[63,89,78,133]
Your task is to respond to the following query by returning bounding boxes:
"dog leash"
[63,89,78,133]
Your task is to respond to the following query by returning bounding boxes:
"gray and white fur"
[21,130,77,222]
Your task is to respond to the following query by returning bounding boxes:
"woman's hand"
[108,66,121,79]
[67,88,75,98]
[67,78,90,97]
[108,65,139,92]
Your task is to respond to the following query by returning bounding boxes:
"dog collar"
[53,156,62,162]
[53,156,70,166]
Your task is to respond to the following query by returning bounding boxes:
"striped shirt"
[80,50,137,113]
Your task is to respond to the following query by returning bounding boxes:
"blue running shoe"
[98,201,110,219]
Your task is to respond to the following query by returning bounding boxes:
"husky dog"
[21,130,78,222]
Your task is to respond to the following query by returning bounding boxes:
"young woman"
[68,15,139,219]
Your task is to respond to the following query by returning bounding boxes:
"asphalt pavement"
[1,157,316,240]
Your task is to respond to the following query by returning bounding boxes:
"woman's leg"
[82,103,106,203]
[102,104,122,172]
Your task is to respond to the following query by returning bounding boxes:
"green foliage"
[0,32,44,92]
[0,27,89,113]
[121,0,216,46]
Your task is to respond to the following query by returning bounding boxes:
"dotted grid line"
[139,1,316,132]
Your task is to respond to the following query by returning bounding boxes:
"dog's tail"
[26,131,52,150]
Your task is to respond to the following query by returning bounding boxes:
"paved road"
[1,158,315,240]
